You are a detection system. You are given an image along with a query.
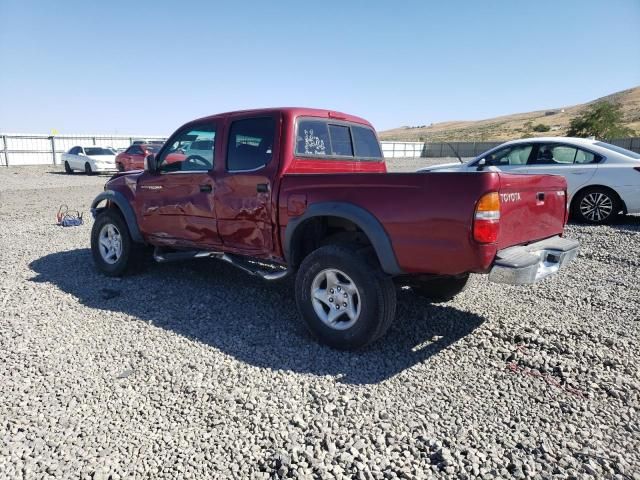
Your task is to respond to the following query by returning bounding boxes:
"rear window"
[594,141,640,160]
[296,119,382,160]
[84,147,113,156]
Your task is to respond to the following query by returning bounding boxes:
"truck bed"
[278,171,567,275]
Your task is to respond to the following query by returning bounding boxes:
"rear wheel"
[573,187,619,224]
[84,162,93,175]
[295,244,396,350]
[64,161,73,174]
[410,274,469,302]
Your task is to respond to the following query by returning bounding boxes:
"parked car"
[62,146,117,174]
[420,137,640,224]
[115,144,162,171]
[90,108,578,350]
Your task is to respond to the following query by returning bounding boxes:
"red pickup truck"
[90,107,578,349]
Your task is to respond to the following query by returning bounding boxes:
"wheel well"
[289,216,375,268]
[570,185,626,214]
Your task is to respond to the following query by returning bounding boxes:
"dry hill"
[379,86,640,142]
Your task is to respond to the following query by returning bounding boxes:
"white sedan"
[420,137,640,224]
[62,146,117,174]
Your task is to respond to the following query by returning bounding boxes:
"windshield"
[84,147,114,156]
[594,142,640,160]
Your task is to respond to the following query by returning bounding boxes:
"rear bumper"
[489,236,579,285]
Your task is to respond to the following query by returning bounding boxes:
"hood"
[419,161,467,172]
[88,154,116,163]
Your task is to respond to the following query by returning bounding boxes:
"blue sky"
[0,0,638,135]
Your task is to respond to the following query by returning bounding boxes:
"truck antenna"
[445,142,464,163]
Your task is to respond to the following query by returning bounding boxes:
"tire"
[410,274,469,302]
[84,162,93,175]
[572,187,620,224]
[295,244,396,350]
[91,209,137,276]
[117,163,125,172]
[64,161,73,174]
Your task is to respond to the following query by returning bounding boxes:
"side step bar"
[153,248,291,281]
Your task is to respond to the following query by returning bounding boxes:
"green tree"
[567,102,635,139]
[532,123,550,132]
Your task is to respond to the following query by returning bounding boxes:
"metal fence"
[2,133,639,166]
[380,137,640,159]
[0,134,167,166]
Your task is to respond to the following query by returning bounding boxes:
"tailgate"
[497,173,567,250]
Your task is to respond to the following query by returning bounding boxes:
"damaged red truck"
[90,107,579,349]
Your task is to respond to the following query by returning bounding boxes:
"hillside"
[379,86,640,142]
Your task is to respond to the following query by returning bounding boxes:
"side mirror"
[476,158,487,171]
[144,153,157,172]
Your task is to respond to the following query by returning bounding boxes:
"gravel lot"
[1,164,639,479]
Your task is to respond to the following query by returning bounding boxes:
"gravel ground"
[1,164,639,479]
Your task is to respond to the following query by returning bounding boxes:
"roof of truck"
[189,107,373,128]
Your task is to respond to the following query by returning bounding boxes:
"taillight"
[473,192,500,243]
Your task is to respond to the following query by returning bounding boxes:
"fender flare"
[90,190,144,243]
[284,201,403,275]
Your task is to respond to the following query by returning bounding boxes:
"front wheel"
[91,209,134,276]
[117,162,125,172]
[295,244,396,350]
[572,187,620,224]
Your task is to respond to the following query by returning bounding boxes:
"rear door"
[135,121,221,248]
[214,114,280,256]
[525,143,598,198]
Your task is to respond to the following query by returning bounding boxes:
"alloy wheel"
[310,268,361,330]
[580,192,613,222]
[98,224,123,264]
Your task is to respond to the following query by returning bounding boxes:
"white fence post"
[2,135,8,167]
[50,136,57,166]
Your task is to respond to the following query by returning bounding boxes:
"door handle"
[200,184,213,193]
[256,183,269,193]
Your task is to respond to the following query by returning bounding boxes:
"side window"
[352,126,383,159]
[532,145,577,165]
[125,146,136,154]
[328,125,353,156]
[485,144,532,166]
[297,120,330,155]
[227,117,275,171]
[575,149,597,164]
[157,123,216,172]
[69,147,79,154]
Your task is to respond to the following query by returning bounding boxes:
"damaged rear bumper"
[489,235,579,285]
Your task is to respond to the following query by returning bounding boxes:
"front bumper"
[93,164,118,172]
[489,235,579,285]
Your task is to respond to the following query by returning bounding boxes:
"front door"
[136,121,221,249]
[214,114,280,256]
[468,143,533,173]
